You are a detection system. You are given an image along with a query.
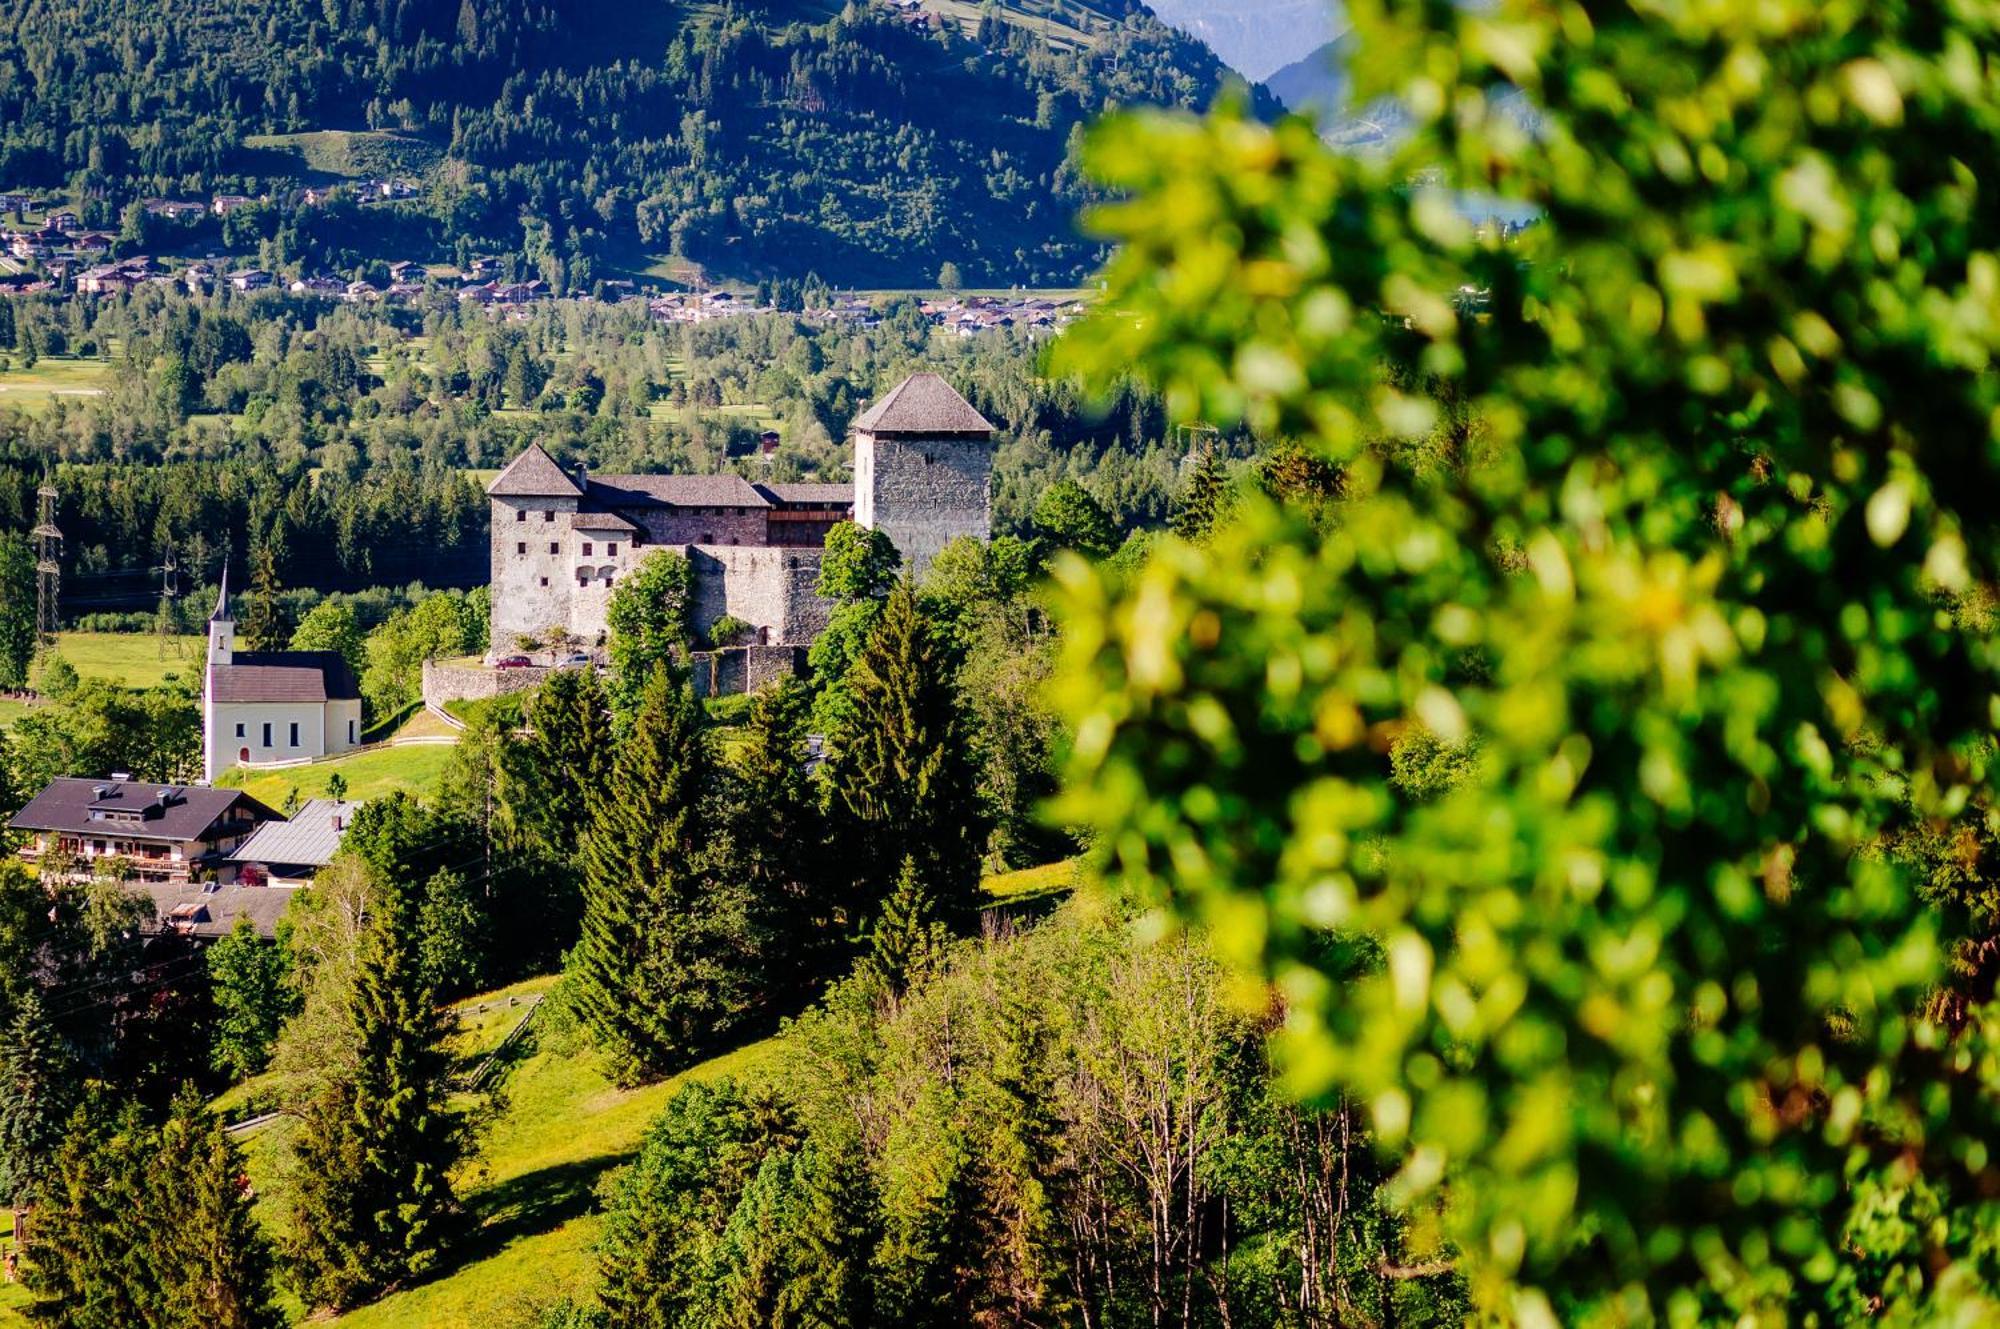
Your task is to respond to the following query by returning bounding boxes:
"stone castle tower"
[482,372,993,667]
[852,372,995,577]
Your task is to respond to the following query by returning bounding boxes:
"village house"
[224,798,360,888]
[227,268,272,292]
[211,194,256,216]
[44,209,78,231]
[202,573,364,783]
[8,777,282,885]
[143,198,207,221]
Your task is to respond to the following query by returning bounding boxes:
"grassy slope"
[0,355,112,413]
[52,631,205,690]
[216,743,456,806]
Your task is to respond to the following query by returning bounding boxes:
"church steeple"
[208,563,234,665]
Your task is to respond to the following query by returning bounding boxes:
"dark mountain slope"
[0,0,1274,284]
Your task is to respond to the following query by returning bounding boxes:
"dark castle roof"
[209,652,360,703]
[10,778,279,842]
[759,483,854,506]
[587,474,770,508]
[487,443,584,498]
[851,373,994,436]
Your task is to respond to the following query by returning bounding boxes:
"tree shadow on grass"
[418,1153,630,1289]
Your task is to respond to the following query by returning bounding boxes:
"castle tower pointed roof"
[487,443,584,498]
[852,373,995,437]
[210,562,231,623]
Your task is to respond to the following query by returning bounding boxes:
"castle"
[486,372,995,665]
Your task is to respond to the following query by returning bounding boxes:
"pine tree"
[825,584,987,932]
[727,680,831,991]
[860,856,952,997]
[573,663,752,1083]
[0,993,77,1210]
[285,882,464,1310]
[1169,444,1229,542]
[21,1099,159,1329]
[238,541,290,652]
[150,1091,284,1329]
[508,665,613,861]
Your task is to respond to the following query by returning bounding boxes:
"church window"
[582,542,593,556]
[288,723,299,747]
[261,723,272,747]
[234,723,245,738]
[348,720,356,744]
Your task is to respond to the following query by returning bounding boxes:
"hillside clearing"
[217,742,456,806]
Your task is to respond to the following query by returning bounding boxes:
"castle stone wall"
[489,496,583,653]
[855,431,991,578]
[688,546,833,647]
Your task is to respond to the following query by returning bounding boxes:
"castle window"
[549,542,560,555]
[516,510,526,522]
[517,542,526,555]
[544,510,555,523]
[577,568,591,586]
[703,532,714,543]
[607,543,619,556]
[582,542,593,556]
[539,576,549,587]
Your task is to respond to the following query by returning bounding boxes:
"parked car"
[494,655,533,669]
[557,653,593,667]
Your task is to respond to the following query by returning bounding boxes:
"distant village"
[0,184,1088,335]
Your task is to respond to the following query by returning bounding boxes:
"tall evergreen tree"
[22,1092,280,1329]
[149,1092,284,1329]
[860,856,952,998]
[726,680,832,992]
[572,664,751,1083]
[285,879,465,1310]
[0,993,77,1210]
[824,584,987,930]
[1169,444,1229,543]
[508,665,613,862]
[238,541,291,652]
[0,531,37,692]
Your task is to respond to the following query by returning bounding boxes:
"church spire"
[210,560,232,624]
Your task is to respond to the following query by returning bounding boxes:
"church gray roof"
[209,652,360,703]
[487,443,584,498]
[852,373,994,436]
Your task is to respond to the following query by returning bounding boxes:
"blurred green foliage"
[1051,0,2000,1322]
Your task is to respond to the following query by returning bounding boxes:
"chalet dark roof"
[587,474,770,508]
[9,778,280,843]
[759,483,855,507]
[851,373,994,436]
[136,881,298,940]
[572,510,639,532]
[209,652,360,704]
[487,443,584,498]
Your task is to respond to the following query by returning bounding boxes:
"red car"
[494,655,533,669]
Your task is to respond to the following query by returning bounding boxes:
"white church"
[201,571,364,784]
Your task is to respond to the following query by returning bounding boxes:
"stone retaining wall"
[422,659,552,710]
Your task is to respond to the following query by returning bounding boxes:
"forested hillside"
[0,0,1272,285]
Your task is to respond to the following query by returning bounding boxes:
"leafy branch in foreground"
[1053,1,2000,1322]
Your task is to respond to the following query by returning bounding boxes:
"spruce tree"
[285,880,464,1310]
[21,1099,159,1329]
[825,584,987,932]
[860,856,952,997]
[573,663,751,1082]
[0,993,76,1210]
[509,664,613,862]
[238,541,291,652]
[206,918,295,1080]
[726,680,831,991]
[1169,444,1229,543]
[150,1091,284,1329]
